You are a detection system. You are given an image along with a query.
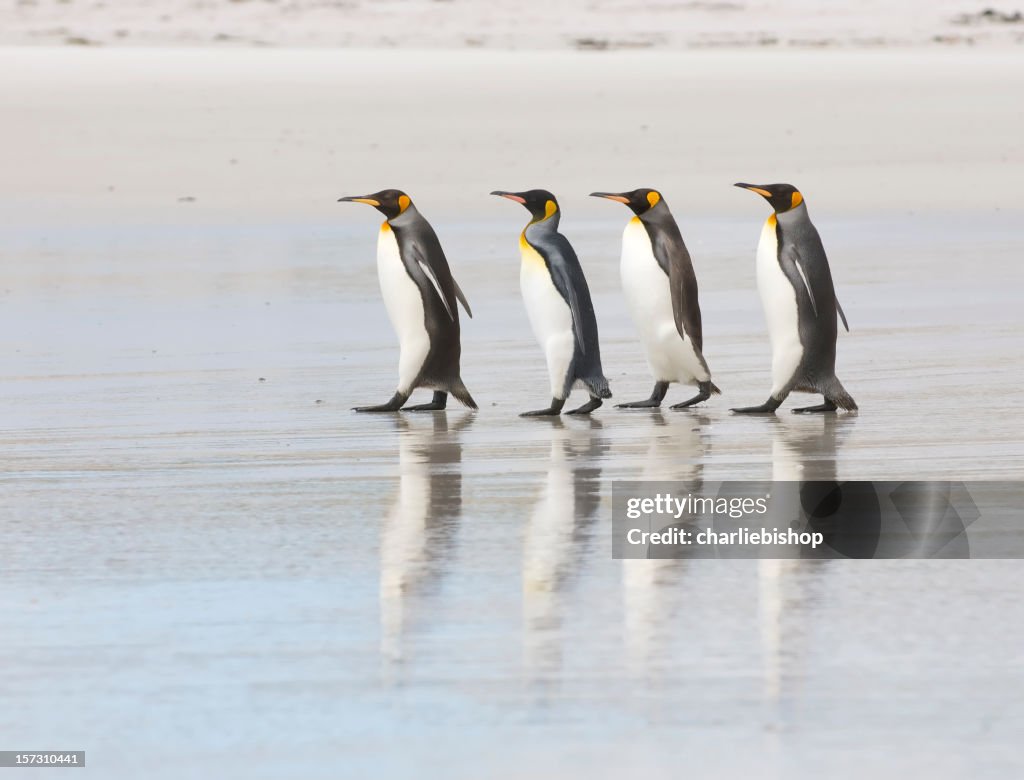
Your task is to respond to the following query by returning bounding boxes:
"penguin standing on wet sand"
[591,188,721,409]
[339,189,476,412]
[731,183,856,414]
[491,189,612,416]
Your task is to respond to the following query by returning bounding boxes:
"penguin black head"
[338,189,413,219]
[589,188,665,216]
[734,182,805,213]
[490,189,559,223]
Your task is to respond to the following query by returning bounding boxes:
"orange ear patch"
[791,191,803,209]
[647,191,661,208]
[398,194,411,212]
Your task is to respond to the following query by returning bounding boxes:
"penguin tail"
[825,377,858,411]
[708,381,722,396]
[450,379,478,410]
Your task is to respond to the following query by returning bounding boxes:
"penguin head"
[590,188,665,216]
[490,189,560,224]
[734,182,805,213]
[337,189,413,219]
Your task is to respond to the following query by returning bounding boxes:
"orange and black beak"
[490,190,526,204]
[337,195,381,206]
[589,192,630,203]
[734,183,773,199]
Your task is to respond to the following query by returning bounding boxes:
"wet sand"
[2,48,1023,778]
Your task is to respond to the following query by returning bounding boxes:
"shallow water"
[2,213,1023,778]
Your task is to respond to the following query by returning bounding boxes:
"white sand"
[3,46,1023,227]
[2,0,1023,49]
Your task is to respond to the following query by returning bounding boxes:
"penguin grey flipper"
[548,258,587,355]
[836,298,849,332]
[354,390,410,413]
[783,244,818,318]
[521,398,566,418]
[653,229,704,352]
[616,381,669,409]
[403,391,449,411]
[452,278,473,318]
[408,242,456,321]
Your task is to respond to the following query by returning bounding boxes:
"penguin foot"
[671,390,711,410]
[616,399,662,409]
[730,397,782,415]
[616,381,668,409]
[792,400,837,414]
[402,391,448,412]
[520,397,566,418]
[353,391,408,413]
[567,396,603,415]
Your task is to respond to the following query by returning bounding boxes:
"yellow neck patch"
[647,191,661,208]
[519,232,546,267]
[398,194,411,213]
[767,213,777,228]
[790,191,803,209]
[381,221,391,232]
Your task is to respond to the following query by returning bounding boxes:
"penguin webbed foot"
[567,396,603,415]
[792,399,837,414]
[616,381,668,409]
[670,382,714,410]
[616,398,661,409]
[353,391,408,413]
[402,391,449,412]
[520,397,566,418]
[730,397,782,415]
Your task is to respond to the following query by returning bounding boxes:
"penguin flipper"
[836,298,850,332]
[452,278,473,319]
[409,243,457,321]
[785,245,818,318]
[549,261,586,355]
[650,226,704,351]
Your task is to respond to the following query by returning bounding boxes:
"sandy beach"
[2,43,1023,778]
[3,0,1024,49]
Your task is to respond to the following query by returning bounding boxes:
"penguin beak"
[734,183,773,199]
[589,192,630,203]
[490,190,526,204]
[338,195,381,206]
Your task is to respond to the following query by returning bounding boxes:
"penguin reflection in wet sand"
[732,183,856,414]
[591,188,721,409]
[339,189,476,412]
[491,190,612,416]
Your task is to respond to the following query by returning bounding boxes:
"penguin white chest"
[376,224,430,392]
[755,217,803,394]
[620,218,706,383]
[519,239,574,398]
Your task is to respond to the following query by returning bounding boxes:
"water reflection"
[623,412,710,677]
[758,415,854,703]
[379,413,473,669]
[522,418,608,676]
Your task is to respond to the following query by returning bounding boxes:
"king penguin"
[591,188,721,409]
[491,189,612,416]
[731,183,857,414]
[339,189,476,412]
